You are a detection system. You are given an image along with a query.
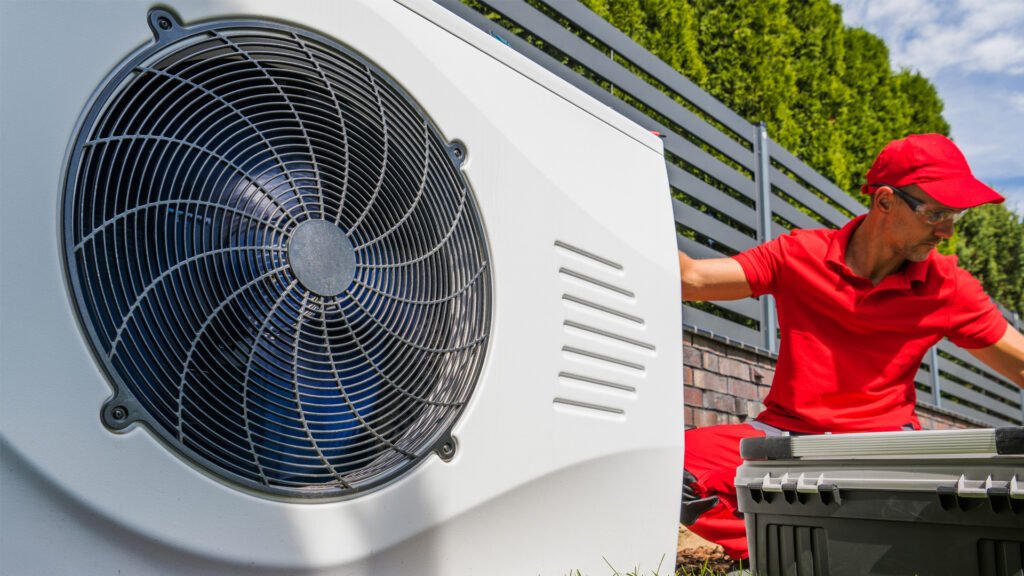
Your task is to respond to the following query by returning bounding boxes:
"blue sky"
[835,0,1024,216]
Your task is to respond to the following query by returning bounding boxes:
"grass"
[559,555,748,576]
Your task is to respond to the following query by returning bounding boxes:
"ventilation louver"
[62,10,491,498]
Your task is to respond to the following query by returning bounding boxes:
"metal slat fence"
[437,0,1024,426]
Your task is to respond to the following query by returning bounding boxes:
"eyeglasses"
[872,184,965,225]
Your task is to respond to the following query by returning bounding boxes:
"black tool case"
[735,427,1024,576]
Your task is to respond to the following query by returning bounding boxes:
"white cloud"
[836,0,1024,77]
[1011,92,1024,113]
[939,74,1024,177]
[970,36,1024,74]
[865,0,938,28]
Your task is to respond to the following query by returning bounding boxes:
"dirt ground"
[675,524,737,573]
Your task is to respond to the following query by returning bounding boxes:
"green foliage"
[952,203,1024,314]
[785,0,850,192]
[584,0,709,84]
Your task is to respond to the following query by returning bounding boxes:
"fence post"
[753,121,777,354]
[929,346,942,409]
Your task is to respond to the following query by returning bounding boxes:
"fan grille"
[63,13,490,497]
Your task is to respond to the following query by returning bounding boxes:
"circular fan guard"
[62,11,491,497]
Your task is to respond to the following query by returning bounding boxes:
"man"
[678,133,1024,561]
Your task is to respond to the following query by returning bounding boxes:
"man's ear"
[874,187,894,212]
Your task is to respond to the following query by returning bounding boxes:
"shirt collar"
[825,214,930,288]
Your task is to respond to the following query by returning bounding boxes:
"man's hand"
[968,324,1024,389]
[678,251,752,302]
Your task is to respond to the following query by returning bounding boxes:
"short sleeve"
[946,268,1008,349]
[732,236,786,297]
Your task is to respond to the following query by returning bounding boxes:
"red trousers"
[683,423,765,560]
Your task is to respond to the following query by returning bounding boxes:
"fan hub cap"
[287,219,357,297]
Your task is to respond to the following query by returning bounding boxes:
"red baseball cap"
[861,133,1004,209]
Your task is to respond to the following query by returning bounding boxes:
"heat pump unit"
[0,1,683,574]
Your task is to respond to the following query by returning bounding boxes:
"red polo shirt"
[733,215,1007,433]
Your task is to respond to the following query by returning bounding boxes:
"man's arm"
[967,324,1024,389]
[678,251,752,302]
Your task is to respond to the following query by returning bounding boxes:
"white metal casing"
[0,1,684,574]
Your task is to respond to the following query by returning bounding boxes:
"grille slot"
[558,268,634,298]
[563,320,654,351]
[553,397,625,416]
[553,240,623,270]
[561,294,643,325]
[63,11,491,498]
[558,372,636,393]
[562,346,645,372]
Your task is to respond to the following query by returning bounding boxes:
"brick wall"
[684,328,979,431]
[916,404,980,430]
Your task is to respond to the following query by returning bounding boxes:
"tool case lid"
[739,426,1024,461]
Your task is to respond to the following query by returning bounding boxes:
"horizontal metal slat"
[770,166,850,229]
[767,139,868,218]
[935,340,1019,395]
[935,340,981,365]
[936,339,1012,375]
[937,375,1022,422]
[701,295,761,319]
[677,235,728,260]
[937,357,1022,405]
[682,304,761,348]
[914,367,932,390]
[667,163,757,230]
[995,302,1022,328]
[915,387,936,407]
[769,195,827,231]
[673,199,757,254]
[770,222,790,240]
[663,132,755,198]
[938,399,1018,428]
[936,380,1022,422]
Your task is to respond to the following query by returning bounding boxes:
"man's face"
[885,184,957,262]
